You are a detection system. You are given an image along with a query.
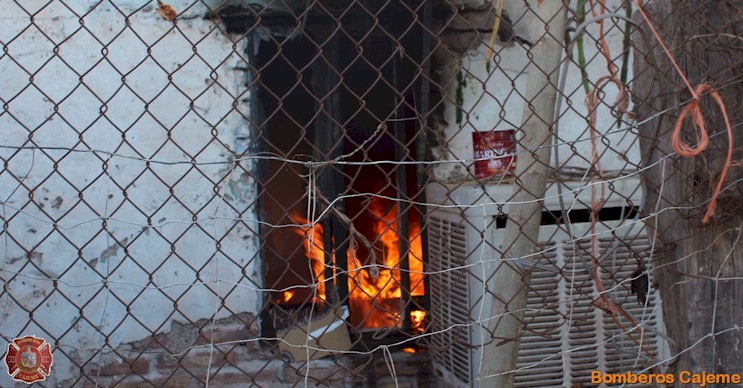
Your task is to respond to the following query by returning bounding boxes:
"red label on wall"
[473,130,516,179]
[4,335,53,384]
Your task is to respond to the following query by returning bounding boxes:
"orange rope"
[580,1,656,362]
[632,0,696,98]
[588,0,618,77]
[634,0,734,224]
[672,84,734,223]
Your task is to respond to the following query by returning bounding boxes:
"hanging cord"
[579,0,656,362]
[670,84,734,223]
[634,0,734,224]
[377,345,399,388]
[485,0,504,63]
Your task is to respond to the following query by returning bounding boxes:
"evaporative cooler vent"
[426,179,669,387]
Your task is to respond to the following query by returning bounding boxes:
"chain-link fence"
[1,0,741,386]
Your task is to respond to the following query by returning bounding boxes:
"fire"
[282,290,295,303]
[290,197,425,331]
[410,310,426,334]
[409,222,424,297]
[290,213,327,302]
[347,197,425,329]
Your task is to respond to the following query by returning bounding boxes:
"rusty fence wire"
[1,0,741,386]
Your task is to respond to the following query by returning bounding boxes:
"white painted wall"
[0,0,640,383]
[0,1,259,384]
[432,0,639,182]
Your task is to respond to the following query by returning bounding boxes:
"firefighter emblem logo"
[4,335,53,384]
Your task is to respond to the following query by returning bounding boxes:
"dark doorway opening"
[253,24,429,345]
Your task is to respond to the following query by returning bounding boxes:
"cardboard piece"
[278,306,351,362]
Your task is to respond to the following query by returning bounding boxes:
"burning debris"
[287,196,425,333]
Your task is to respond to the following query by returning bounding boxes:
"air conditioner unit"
[426,177,669,387]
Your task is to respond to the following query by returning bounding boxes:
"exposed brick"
[115,376,171,388]
[208,371,278,386]
[79,375,128,388]
[282,361,350,384]
[181,348,238,369]
[158,374,203,388]
[82,380,98,388]
[96,357,150,376]
[131,334,170,352]
[196,326,251,345]
[131,357,151,374]
[156,353,179,370]
[118,371,203,388]
[117,368,279,388]
[95,362,128,377]
[243,363,282,384]
[76,315,294,387]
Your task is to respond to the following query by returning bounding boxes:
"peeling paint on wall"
[0,2,260,385]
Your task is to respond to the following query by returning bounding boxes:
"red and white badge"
[4,335,53,384]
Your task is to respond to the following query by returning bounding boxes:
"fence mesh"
[1,0,741,386]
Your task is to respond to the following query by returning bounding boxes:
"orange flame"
[410,310,426,335]
[409,222,424,298]
[282,290,295,303]
[290,213,327,303]
[347,197,425,329]
[291,198,425,330]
